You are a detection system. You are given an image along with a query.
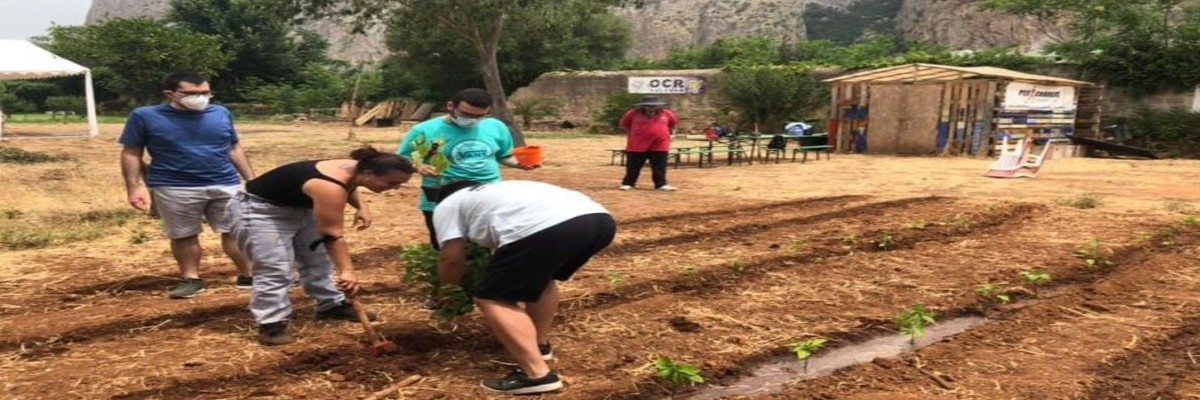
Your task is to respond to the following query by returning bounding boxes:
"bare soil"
[1,122,1199,399]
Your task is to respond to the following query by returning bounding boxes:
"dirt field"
[1,122,1199,399]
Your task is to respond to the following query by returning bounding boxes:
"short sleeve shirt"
[396,117,514,211]
[118,104,240,187]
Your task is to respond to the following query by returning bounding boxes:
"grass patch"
[0,208,143,250]
[2,113,127,124]
[1163,199,1196,214]
[0,147,72,164]
[1057,193,1102,209]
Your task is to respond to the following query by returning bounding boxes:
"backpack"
[767,134,787,150]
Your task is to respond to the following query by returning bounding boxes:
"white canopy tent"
[0,40,98,140]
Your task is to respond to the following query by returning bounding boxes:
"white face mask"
[179,95,210,111]
[453,116,480,128]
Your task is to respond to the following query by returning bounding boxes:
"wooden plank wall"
[937,80,1000,156]
[1075,85,1104,139]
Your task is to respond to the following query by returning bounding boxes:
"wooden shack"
[823,63,1101,156]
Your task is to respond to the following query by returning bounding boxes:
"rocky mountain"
[894,0,1066,51]
[85,0,1065,61]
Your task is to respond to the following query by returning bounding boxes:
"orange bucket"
[512,145,543,167]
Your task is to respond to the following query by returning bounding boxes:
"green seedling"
[1057,194,1102,209]
[895,304,937,346]
[1074,238,1112,267]
[729,260,747,274]
[877,233,897,250]
[3,209,22,219]
[1020,269,1052,297]
[681,264,699,275]
[788,239,808,255]
[975,282,1012,311]
[905,218,928,229]
[400,244,490,322]
[607,272,625,288]
[1183,215,1199,226]
[788,338,828,373]
[655,356,704,389]
[129,229,150,245]
[409,136,451,173]
[1160,226,1182,246]
[946,214,972,229]
[841,234,859,247]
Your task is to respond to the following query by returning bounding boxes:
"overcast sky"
[0,0,91,40]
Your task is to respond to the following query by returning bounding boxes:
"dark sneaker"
[168,278,206,299]
[259,322,295,346]
[316,301,378,322]
[494,343,554,366]
[422,296,439,310]
[481,369,563,394]
[235,275,253,290]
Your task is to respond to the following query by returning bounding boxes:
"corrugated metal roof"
[823,63,1090,85]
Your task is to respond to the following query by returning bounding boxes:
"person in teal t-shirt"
[396,88,536,248]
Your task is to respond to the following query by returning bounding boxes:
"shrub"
[590,92,643,134]
[0,147,71,164]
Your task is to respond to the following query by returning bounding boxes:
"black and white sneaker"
[481,369,563,394]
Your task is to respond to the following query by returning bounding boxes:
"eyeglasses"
[454,109,488,119]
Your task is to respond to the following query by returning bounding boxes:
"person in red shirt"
[618,96,678,191]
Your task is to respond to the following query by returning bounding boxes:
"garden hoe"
[350,297,398,356]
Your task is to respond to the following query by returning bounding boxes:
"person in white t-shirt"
[431,180,616,395]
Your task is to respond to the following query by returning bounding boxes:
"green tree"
[662,36,783,69]
[277,0,629,146]
[168,0,331,102]
[512,96,564,129]
[37,18,232,104]
[717,65,828,132]
[982,0,1200,92]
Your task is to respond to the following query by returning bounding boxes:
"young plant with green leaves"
[877,233,897,250]
[729,260,747,274]
[1057,194,1102,209]
[905,218,928,229]
[789,239,808,255]
[1183,215,1199,226]
[788,338,828,373]
[975,282,1012,311]
[1020,269,1052,297]
[655,356,704,389]
[895,304,937,346]
[400,244,491,321]
[1074,238,1112,267]
[606,272,625,289]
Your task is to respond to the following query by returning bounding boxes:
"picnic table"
[607,133,831,168]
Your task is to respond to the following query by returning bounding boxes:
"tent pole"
[85,70,99,137]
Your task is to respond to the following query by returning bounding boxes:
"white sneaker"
[656,185,678,191]
[618,185,633,191]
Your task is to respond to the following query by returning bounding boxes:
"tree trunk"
[478,14,526,147]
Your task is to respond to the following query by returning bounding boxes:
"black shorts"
[473,213,616,303]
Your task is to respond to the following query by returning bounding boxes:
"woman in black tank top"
[229,146,416,346]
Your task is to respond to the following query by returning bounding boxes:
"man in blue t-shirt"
[396,88,536,249]
[119,72,256,299]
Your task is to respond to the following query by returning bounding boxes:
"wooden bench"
[696,147,747,167]
[608,149,626,166]
[792,145,833,163]
[669,147,701,169]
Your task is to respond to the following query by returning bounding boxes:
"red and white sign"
[1003,82,1076,110]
